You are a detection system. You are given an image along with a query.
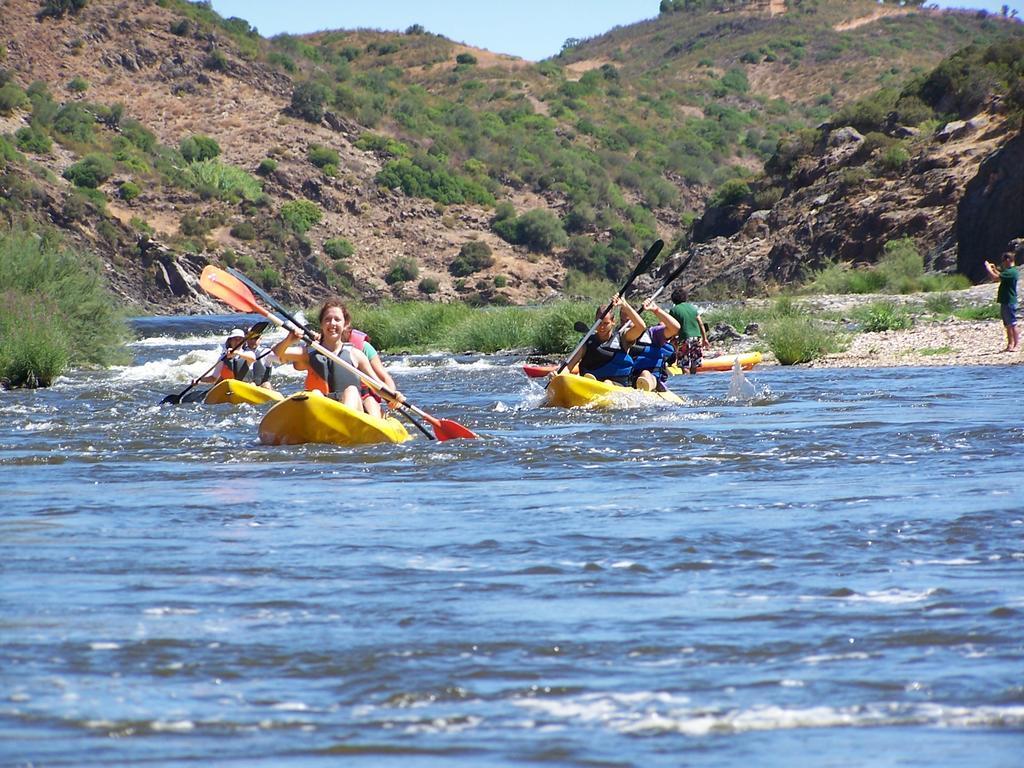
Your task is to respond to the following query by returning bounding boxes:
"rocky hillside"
[647,37,1024,298]
[0,0,1021,312]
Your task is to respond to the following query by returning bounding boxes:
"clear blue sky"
[210,1,1024,61]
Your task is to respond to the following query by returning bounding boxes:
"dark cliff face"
[957,132,1024,281]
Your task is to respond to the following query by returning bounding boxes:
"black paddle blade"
[245,320,270,340]
[160,393,182,405]
[574,321,590,333]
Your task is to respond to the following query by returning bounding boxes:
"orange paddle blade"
[199,266,264,315]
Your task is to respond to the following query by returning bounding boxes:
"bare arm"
[642,300,680,340]
[273,331,308,369]
[369,356,396,391]
[617,298,647,346]
[984,260,1002,280]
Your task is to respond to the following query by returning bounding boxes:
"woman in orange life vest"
[273,298,403,418]
[201,327,257,384]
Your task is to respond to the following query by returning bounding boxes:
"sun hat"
[227,328,245,339]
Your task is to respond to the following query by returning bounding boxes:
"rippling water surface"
[2,315,1023,767]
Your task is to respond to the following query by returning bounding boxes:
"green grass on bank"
[349,300,593,355]
[0,225,130,387]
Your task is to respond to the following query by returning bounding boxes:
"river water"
[2,315,1022,767]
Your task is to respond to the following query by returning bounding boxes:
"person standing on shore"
[668,288,709,374]
[984,248,1019,353]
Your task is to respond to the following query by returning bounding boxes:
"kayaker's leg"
[340,385,363,411]
[362,394,382,419]
[635,371,656,391]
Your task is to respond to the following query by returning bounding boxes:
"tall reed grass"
[0,226,129,387]
[349,300,593,354]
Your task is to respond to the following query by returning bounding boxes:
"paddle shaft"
[555,239,664,375]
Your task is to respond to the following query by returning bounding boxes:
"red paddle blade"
[432,419,480,441]
[200,266,263,315]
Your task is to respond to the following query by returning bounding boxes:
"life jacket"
[579,333,634,383]
[630,328,674,382]
[250,352,272,386]
[217,353,249,381]
[304,343,361,396]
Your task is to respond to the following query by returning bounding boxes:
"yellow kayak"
[543,372,685,409]
[258,390,411,446]
[667,351,762,375]
[204,379,284,405]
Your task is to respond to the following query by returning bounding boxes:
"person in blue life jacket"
[564,296,648,387]
[627,298,681,391]
[201,328,257,384]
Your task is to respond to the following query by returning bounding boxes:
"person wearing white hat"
[201,327,257,383]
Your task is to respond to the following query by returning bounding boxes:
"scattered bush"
[118,181,140,201]
[456,53,477,66]
[385,256,419,285]
[37,0,87,19]
[308,143,339,169]
[765,315,843,365]
[323,237,354,260]
[15,124,52,154]
[52,102,94,141]
[186,160,262,202]
[67,77,89,93]
[180,134,221,162]
[290,81,328,123]
[255,266,282,289]
[279,199,322,234]
[877,144,910,173]
[63,153,113,188]
[708,178,751,208]
[256,158,278,175]
[449,240,494,276]
[0,82,29,114]
[854,301,914,332]
[377,156,494,206]
[230,221,256,240]
[418,277,439,294]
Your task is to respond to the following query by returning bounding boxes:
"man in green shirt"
[985,249,1019,352]
[669,287,710,374]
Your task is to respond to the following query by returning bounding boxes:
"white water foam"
[517,692,1024,736]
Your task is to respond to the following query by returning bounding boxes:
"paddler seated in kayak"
[343,325,398,412]
[201,327,257,384]
[564,296,648,388]
[627,299,681,391]
[243,331,278,390]
[273,297,401,418]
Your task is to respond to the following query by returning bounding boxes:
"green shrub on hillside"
[63,153,113,188]
[67,77,89,93]
[418,277,439,294]
[15,124,52,154]
[449,240,494,276]
[118,181,140,201]
[385,256,419,285]
[290,81,328,123]
[377,156,494,206]
[492,208,567,253]
[180,134,220,162]
[308,144,339,168]
[120,119,156,152]
[37,0,88,19]
[186,159,262,202]
[279,199,322,234]
[256,157,278,175]
[324,237,355,260]
[0,83,29,115]
[52,102,94,142]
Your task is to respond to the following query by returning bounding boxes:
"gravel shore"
[714,283,1024,370]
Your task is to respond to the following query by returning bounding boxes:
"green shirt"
[669,302,703,339]
[998,266,1018,306]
